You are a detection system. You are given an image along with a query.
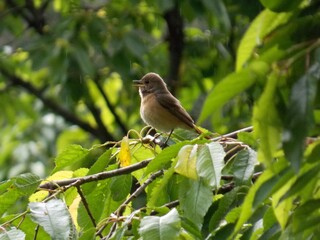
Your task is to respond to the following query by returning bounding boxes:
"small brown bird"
[133,72,204,137]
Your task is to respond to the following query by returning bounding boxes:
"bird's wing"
[156,92,195,129]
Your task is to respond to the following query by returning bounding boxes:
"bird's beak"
[133,79,143,87]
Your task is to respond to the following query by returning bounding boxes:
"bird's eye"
[145,80,149,84]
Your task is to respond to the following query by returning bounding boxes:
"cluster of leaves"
[1,0,320,239]
[0,130,259,239]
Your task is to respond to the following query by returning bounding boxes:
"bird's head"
[133,72,168,95]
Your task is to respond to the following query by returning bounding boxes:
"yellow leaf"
[175,144,198,180]
[119,136,131,167]
[69,196,81,230]
[29,171,73,202]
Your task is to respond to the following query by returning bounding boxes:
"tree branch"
[213,126,253,141]
[39,159,152,190]
[94,77,128,135]
[85,99,114,141]
[102,170,164,239]
[164,4,184,95]
[0,68,113,142]
[5,0,46,35]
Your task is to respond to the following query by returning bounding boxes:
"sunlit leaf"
[260,0,303,12]
[253,71,282,168]
[196,142,225,189]
[13,173,41,195]
[118,136,131,167]
[144,141,191,176]
[199,61,269,123]
[29,199,77,239]
[0,228,26,240]
[53,145,90,173]
[175,144,198,180]
[236,9,292,70]
[179,177,213,230]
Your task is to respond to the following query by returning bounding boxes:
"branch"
[0,68,112,142]
[94,77,128,135]
[164,4,184,95]
[85,99,114,141]
[102,170,164,239]
[213,126,253,141]
[5,0,46,35]
[39,159,152,190]
[76,186,104,238]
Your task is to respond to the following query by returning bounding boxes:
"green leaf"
[72,46,94,76]
[144,141,191,176]
[236,9,292,70]
[201,0,231,32]
[174,144,198,180]
[260,0,303,12]
[280,162,320,202]
[82,149,113,194]
[196,142,225,189]
[198,61,269,123]
[306,140,320,163]
[148,164,176,208]
[209,187,239,231]
[253,71,282,168]
[179,178,213,230]
[292,200,320,234]
[53,145,90,173]
[110,174,132,201]
[0,174,41,217]
[233,158,289,235]
[283,62,320,171]
[139,208,181,240]
[29,199,77,240]
[0,229,25,240]
[124,31,147,58]
[232,149,257,185]
[13,173,41,195]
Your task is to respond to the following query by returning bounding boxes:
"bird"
[133,72,206,139]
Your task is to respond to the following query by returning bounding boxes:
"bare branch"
[0,67,113,142]
[94,77,128,135]
[102,170,164,239]
[213,126,253,141]
[76,186,104,238]
[39,159,152,190]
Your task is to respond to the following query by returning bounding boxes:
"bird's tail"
[193,125,211,139]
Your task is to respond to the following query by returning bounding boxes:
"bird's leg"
[161,129,173,148]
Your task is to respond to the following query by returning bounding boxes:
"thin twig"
[100,170,164,239]
[76,186,97,226]
[85,99,113,141]
[34,224,40,240]
[213,126,253,141]
[94,77,128,135]
[0,67,112,142]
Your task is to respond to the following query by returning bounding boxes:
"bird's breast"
[140,93,189,132]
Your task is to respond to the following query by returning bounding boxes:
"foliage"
[1,0,320,239]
